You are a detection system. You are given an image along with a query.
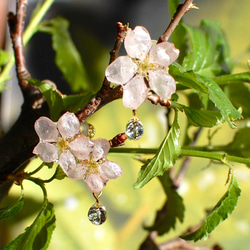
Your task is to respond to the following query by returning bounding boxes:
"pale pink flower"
[33,112,122,193]
[105,26,179,110]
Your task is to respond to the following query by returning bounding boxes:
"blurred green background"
[1,0,250,249]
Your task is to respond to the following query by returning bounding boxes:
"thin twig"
[8,0,30,89]
[8,0,43,106]
[174,127,202,187]
[158,0,194,43]
[158,238,211,250]
[0,0,49,185]
[76,23,127,122]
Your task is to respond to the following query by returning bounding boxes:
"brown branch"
[147,91,171,107]
[7,0,42,105]
[8,0,30,88]
[109,133,127,147]
[76,85,123,122]
[0,0,49,195]
[76,23,128,122]
[158,0,195,43]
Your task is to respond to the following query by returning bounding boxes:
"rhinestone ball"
[125,118,144,140]
[88,204,107,225]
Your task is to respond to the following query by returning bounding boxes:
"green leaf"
[0,50,9,67]
[4,200,56,250]
[182,105,224,127]
[168,0,180,17]
[28,78,64,121]
[171,64,242,128]
[181,173,241,241]
[225,83,250,118]
[223,127,250,158]
[145,172,185,235]
[39,17,89,92]
[182,20,233,77]
[53,165,66,180]
[202,77,242,128]
[134,111,181,189]
[0,190,24,220]
[62,92,94,113]
[214,71,250,86]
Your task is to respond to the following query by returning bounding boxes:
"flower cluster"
[105,26,179,110]
[33,112,122,193]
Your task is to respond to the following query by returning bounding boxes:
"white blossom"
[105,26,179,110]
[33,112,123,193]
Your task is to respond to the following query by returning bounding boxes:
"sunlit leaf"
[171,64,242,128]
[214,71,250,86]
[5,200,56,250]
[145,172,185,235]
[182,20,233,77]
[203,77,242,128]
[171,63,207,93]
[134,111,181,189]
[0,189,24,220]
[0,50,9,67]
[183,105,224,127]
[28,78,64,121]
[181,173,241,241]
[39,17,89,92]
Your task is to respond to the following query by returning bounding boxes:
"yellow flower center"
[133,55,160,77]
[56,137,70,153]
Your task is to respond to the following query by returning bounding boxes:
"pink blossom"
[105,26,179,110]
[33,112,122,193]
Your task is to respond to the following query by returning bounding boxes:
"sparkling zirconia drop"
[125,118,144,140]
[88,204,107,225]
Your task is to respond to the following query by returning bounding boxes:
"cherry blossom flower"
[105,26,180,110]
[33,112,122,193]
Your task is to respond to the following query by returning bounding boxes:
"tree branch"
[158,0,195,43]
[0,0,49,189]
[76,22,128,122]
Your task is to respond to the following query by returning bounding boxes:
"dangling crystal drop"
[125,118,144,140]
[88,203,107,225]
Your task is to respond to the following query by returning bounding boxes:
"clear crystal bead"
[88,204,107,225]
[125,118,144,140]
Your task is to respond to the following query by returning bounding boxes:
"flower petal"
[85,174,104,193]
[33,142,58,162]
[149,42,179,67]
[124,26,152,59]
[58,151,76,175]
[68,163,87,180]
[34,117,59,142]
[148,70,176,99]
[105,56,137,85]
[57,112,80,139]
[69,135,94,160]
[92,138,110,160]
[123,75,148,110]
[100,160,122,179]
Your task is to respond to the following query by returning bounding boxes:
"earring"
[88,192,107,225]
[125,110,144,140]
